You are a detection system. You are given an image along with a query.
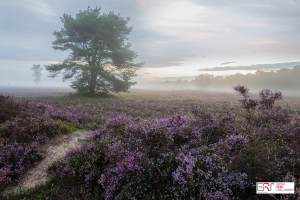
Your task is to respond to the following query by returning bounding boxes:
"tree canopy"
[45,6,144,96]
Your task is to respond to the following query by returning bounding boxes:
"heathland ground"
[1,87,300,199]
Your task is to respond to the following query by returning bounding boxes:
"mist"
[1,0,300,97]
[2,64,300,98]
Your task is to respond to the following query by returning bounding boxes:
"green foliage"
[62,122,79,132]
[45,6,144,96]
[77,137,90,145]
[188,113,195,118]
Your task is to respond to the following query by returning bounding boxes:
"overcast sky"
[1,0,300,86]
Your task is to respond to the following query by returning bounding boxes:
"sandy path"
[4,130,92,194]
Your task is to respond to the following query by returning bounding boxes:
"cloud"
[129,28,191,68]
[0,3,57,38]
[221,62,235,65]
[198,62,300,71]
[249,23,269,27]
[0,0,194,68]
[1,0,300,84]
[143,72,151,74]
[189,0,300,33]
[185,54,197,58]
[23,0,57,17]
[141,55,184,68]
[252,40,277,44]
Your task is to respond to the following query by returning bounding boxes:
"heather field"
[1,87,300,199]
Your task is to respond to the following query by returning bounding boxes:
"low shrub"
[0,142,44,192]
[0,94,28,123]
[45,141,109,199]
[2,86,300,199]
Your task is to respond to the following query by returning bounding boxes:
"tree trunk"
[89,70,97,96]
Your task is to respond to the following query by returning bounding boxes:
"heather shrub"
[49,109,86,123]
[0,142,45,192]
[117,152,180,199]
[27,100,102,131]
[191,107,237,146]
[49,108,103,130]
[2,86,300,199]
[99,148,145,199]
[0,97,73,192]
[119,145,247,200]
[0,94,28,123]
[45,140,110,199]
[66,112,247,199]
[123,119,174,157]
[105,114,132,137]
[230,85,300,197]
[105,114,132,129]
[0,115,68,192]
[95,113,203,157]
[91,115,174,157]
[275,140,300,179]
[0,114,69,146]
[164,111,200,148]
[233,85,290,136]
[221,136,280,198]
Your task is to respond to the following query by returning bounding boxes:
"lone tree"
[31,64,43,86]
[45,6,144,96]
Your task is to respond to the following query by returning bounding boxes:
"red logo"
[264,183,270,191]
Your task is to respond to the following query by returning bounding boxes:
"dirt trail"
[4,130,92,194]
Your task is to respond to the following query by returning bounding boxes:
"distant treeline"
[151,65,300,91]
[152,79,194,86]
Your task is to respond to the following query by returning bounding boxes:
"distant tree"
[31,64,43,86]
[45,6,144,96]
[255,69,265,76]
[195,74,214,88]
[214,76,223,81]
[293,65,300,71]
[277,68,291,75]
